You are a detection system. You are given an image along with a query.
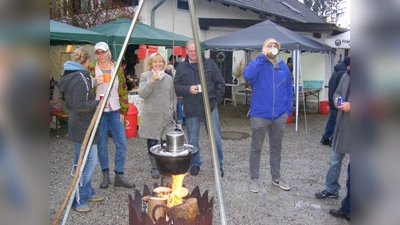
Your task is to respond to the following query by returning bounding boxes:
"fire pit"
[130,124,212,224]
[128,185,213,225]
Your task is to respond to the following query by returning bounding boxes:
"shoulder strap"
[79,72,89,100]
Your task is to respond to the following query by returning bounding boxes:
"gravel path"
[50,104,350,225]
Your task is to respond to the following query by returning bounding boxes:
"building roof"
[212,0,326,23]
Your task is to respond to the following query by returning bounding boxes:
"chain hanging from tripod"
[171,0,176,54]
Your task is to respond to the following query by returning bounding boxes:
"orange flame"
[168,174,186,207]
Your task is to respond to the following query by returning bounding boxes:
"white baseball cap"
[94,42,109,51]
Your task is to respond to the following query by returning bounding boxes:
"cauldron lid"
[150,144,198,157]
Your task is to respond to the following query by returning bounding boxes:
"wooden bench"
[50,111,70,137]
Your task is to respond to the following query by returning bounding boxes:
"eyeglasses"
[95,51,107,55]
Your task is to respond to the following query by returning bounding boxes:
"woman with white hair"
[138,52,177,179]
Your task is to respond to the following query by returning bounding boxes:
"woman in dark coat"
[58,47,103,212]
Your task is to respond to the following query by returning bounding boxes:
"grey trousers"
[249,114,288,180]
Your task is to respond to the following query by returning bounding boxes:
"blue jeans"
[98,110,127,173]
[72,142,98,208]
[176,98,183,123]
[186,105,223,168]
[321,109,338,141]
[339,163,350,215]
[326,147,345,194]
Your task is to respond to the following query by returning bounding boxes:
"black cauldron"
[150,123,197,175]
[150,144,197,175]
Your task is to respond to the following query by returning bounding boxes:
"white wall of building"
[132,0,343,110]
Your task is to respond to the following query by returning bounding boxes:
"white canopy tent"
[325,30,350,49]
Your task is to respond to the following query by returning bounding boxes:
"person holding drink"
[138,52,177,179]
[89,42,135,189]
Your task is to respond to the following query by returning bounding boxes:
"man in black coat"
[320,57,348,146]
[174,40,225,177]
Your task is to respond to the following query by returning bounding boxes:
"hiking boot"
[321,139,331,146]
[151,168,160,179]
[273,178,291,191]
[73,205,90,213]
[99,170,110,189]
[249,179,259,193]
[190,166,200,176]
[114,173,135,188]
[315,190,339,199]
[87,195,105,202]
[220,168,224,177]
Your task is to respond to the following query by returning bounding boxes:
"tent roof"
[325,30,350,49]
[50,20,106,45]
[88,18,201,47]
[205,20,332,53]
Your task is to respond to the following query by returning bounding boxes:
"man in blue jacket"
[244,38,293,193]
[174,40,225,177]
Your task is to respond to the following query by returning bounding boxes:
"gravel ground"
[50,104,350,225]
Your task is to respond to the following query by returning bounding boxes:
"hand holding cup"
[151,71,161,82]
[96,76,104,85]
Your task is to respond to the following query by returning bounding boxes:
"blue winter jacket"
[243,54,293,120]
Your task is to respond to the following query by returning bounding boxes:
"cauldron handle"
[172,120,188,144]
[160,123,175,150]
[151,204,170,222]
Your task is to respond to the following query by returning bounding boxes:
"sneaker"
[272,178,291,191]
[329,209,350,221]
[87,195,105,202]
[315,190,339,199]
[249,179,259,193]
[190,166,200,176]
[73,205,90,213]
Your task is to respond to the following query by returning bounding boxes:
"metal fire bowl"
[150,144,198,176]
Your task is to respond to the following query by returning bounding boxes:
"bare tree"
[50,0,137,28]
[303,0,346,26]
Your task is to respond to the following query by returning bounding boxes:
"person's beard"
[266,52,277,60]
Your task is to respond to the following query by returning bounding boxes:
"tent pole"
[293,49,300,131]
[187,1,227,225]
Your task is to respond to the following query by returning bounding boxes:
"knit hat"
[343,56,350,66]
[263,38,281,51]
[94,42,109,51]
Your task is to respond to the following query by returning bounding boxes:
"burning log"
[128,185,213,225]
[158,198,199,223]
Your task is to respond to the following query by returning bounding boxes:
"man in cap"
[244,38,293,193]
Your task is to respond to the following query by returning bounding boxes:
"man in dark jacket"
[315,56,350,202]
[174,40,225,177]
[320,58,348,146]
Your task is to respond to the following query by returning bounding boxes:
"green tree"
[303,0,346,26]
[50,0,137,28]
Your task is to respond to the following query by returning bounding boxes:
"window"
[121,0,138,6]
[177,0,188,10]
